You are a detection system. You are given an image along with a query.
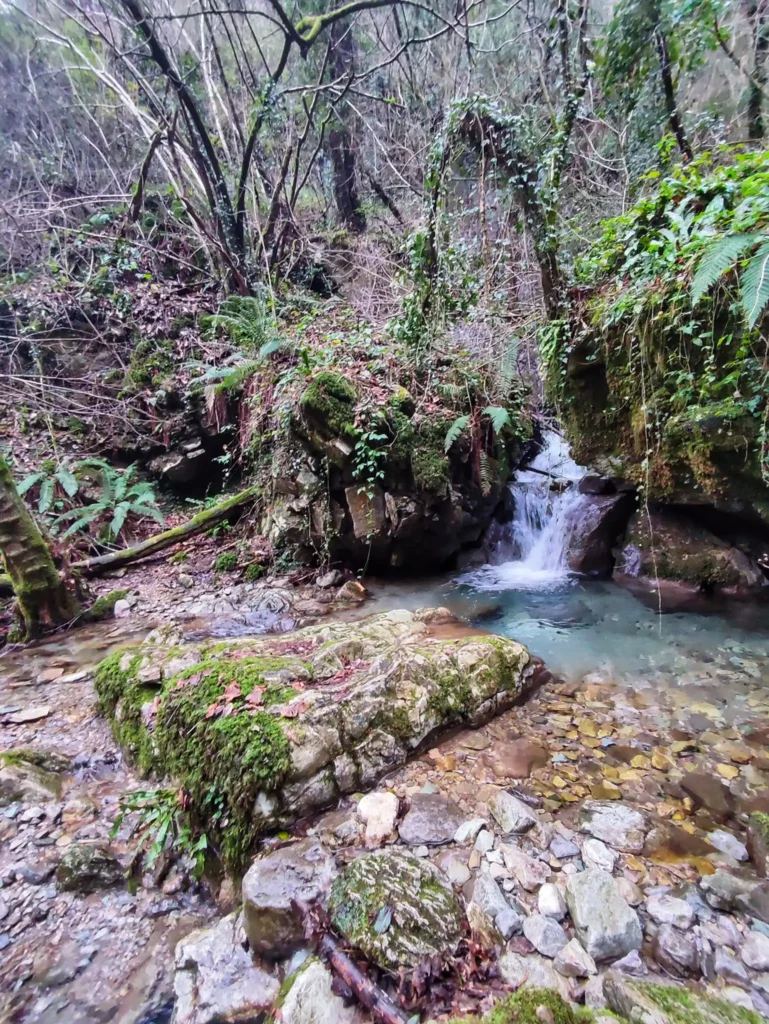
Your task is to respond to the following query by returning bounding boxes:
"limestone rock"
[488,790,538,834]
[469,873,511,919]
[497,951,571,999]
[0,760,61,806]
[242,840,336,959]
[566,492,635,576]
[741,931,769,971]
[357,791,398,848]
[578,801,648,853]
[522,914,568,957]
[501,845,550,891]
[279,958,365,1024]
[454,818,487,844]
[700,869,757,911]
[652,923,699,976]
[328,851,463,971]
[708,829,748,862]
[645,893,695,930]
[55,843,123,893]
[538,882,567,921]
[173,912,279,1024]
[398,792,465,846]
[604,974,760,1024]
[566,869,643,962]
[554,938,597,978]
[583,837,617,873]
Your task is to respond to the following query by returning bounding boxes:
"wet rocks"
[55,843,123,893]
[328,851,463,971]
[554,938,597,978]
[357,791,398,848]
[242,840,336,959]
[279,958,365,1024]
[489,790,538,834]
[173,912,279,1024]
[566,492,635,576]
[398,793,464,846]
[492,739,549,779]
[652,923,699,976]
[748,813,769,876]
[680,773,734,821]
[578,801,648,853]
[566,870,643,962]
[645,893,695,930]
[522,914,568,957]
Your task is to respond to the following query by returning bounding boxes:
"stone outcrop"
[95,608,536,865]
[604,973,763,1024]
[566,491,635,576]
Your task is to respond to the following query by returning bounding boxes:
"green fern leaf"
[17,472,43,496]
[38,477,54,513]
[444,414,470,452]
[110,503,129,538]
[56,465,79,498]
[483,406,512,435]
[741,239,769,327]
[691,233,760,305]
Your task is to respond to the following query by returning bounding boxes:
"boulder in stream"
[94,609,535,866]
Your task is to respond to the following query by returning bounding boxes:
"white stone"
[489,791,538,834]
[280,958,365,1024]
[741,931,769,971]
[444,856,471,887]
[578,801,647,853]
[583,838,617,873]
[554,937,597,978]
[709,829,749,862]
[538,882,567,921]
[566,869,643,962]
[357,791,399,848]
[454,818,488,844]
[644,893,695,931]
[498,952,571,999]
[474,830,494,853]
[113,599,132,618]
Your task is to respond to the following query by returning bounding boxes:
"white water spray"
[460,432,587,591]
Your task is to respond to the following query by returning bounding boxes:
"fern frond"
[741,239,769,327]
[56,466,79,498]
[16,472,43,496]
[494,337,519,400]
[479,452,493,496]
[483,405,512,435]
[444,414,470,452]
[691,233,760,305]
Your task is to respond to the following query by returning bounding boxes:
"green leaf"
[444,414,470,452]
[110,503,129,538]
[56,465,79,498]
[741,239,769,327]
[691,233,761,305]
[483,405,512,435]
[38,477,54,513]
[17,472,43,496]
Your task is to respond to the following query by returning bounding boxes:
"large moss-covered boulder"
[95,609,535,866]
[328,850,464,971]
[604,974,763,1024]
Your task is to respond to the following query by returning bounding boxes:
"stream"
[2,434,769,1021]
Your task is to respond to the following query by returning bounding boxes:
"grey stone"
[645,893,695,930]
[474,830,494,854]
[442,855,471,887]
[280,958,365,1024]
[469,874,510,919]
[497,952,571,999]
[708,947,751,988]
[495,906,522,939]
[113,599,131,618]
[605,975,750,1024]
[522,914,569,957]
[578,801,648,853]
[488,790,538,834]
[242,840,336,959]
[398,793,465,846]
[55,844,123,893]
[538,882,567,920]
[0,761,61,807]
[173,912,279,1024]
[454,818,487,844]
[612,950,648,977]
[501,845,550,891]
[566,869,643,962]
[700,869,758,911]
[328,851,463,971]
[583,838,617,873]
[652,923,699,976]
[741,930,769,971]
[709,829,749,863]
[554,938,597,978]
[550,836,580,859]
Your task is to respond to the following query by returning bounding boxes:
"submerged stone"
[94,609,534,866]
[328,850,463,971]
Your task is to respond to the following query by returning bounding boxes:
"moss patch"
[85,589,129,622]
[300,371,357,439]
[642,983,762,1024]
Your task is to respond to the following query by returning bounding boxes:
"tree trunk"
[329,21,366,233]
[654,26,693,159]
[0,456,79,637]
[747,0,769,139]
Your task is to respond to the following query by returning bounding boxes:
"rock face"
[94,609,534,865]
[566,869,643,962]
[55,843,123,894]
[619,508,766,594]
[328,851,463,970]
[173,912,279,1024]
[0,758,61,805]
[566,492,635,576]
[242,840,336,959]
[604,973,762,1024]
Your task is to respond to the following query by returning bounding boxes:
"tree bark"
[0,456,80,636]
[747,0,769,139]
[328,20,366,233]
[654,26,693,159]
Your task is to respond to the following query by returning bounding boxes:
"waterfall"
[459,432,586,591]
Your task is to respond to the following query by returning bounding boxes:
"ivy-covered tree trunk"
[0,455,79,636]
[747,0,769,140]
[328,19,366,234]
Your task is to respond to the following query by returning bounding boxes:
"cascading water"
[460,432,587,591]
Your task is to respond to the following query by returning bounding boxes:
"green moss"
[411,418,452,493]
[244,562,265,581]
[215,552,239,573]
[94,649,140,714]
[375,706,413,740]
[642,983,762,1024]
[427,669,473,719]
[262,684,298,707]
[170,551,188,565]
[124,337,174,390]
[85,589,129,622]
[1,748,71,773]
[299,371,357,438]
[750,811,769,844]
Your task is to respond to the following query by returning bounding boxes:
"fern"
[202,294,280,354]
[493,337,520,400]
[444,414,470,452]
[691,233,761,305]
[741,239,769,327]
[483,405,512,435]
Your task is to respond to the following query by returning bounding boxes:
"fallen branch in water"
[0,486,256,595]
[294,899,408,1024]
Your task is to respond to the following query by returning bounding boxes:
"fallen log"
[0,487,256,593]
[295,899,408,1024]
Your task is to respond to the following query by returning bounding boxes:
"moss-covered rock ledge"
[95,609,538,866]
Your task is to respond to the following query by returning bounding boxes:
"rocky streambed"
[2,600,769,1023]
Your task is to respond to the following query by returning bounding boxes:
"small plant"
[444,406,512,452]
[17,459,79,514]
[170,551,188,564]
[244,562,265,581]
[692,231,769,327]
[110,788,208,879]
[352,424,389,497]
[55,460,164,541]
[215,551,239,572]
